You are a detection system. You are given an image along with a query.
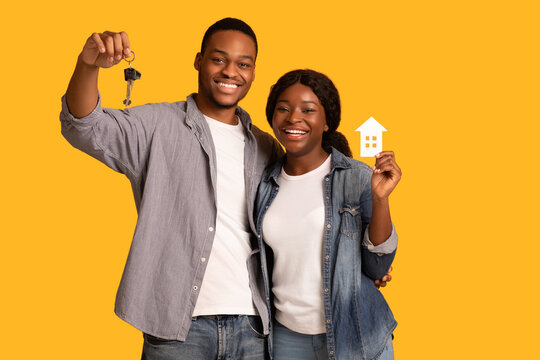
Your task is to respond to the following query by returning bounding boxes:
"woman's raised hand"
[371,151,402,200]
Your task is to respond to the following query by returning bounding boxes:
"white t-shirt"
[192,115,257,316]
[262,155,332,334]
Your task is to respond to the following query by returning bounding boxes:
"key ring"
[123,51,135,67]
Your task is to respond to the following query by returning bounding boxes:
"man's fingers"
[102,34,115,62]
[90,32,106,53]
[112,32,124,60]
[120,31,131,57]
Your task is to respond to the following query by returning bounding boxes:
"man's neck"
[194,94,239,125]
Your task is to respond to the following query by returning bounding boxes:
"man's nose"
[221,62,238,78]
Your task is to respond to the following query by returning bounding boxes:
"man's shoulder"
[250,124,284,157]
[119,100,190,127]
[250,124,273,141]
[135,100,187,114]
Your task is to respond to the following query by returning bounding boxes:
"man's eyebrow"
[210,48,254,62]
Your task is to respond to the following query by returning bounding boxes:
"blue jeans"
[141,315,267,360]
[273,321,394,360]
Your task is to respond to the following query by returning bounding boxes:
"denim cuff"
[362,223,398,255]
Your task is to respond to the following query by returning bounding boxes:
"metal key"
[123,52,141,106]
[123,68,141,106]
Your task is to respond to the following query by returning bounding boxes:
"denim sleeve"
[59,94,159,178]
[359,171,397,281]
[362,223,398,255]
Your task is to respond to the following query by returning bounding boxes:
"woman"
[254,69,401,360]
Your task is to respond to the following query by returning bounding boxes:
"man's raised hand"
[80,31,132,69]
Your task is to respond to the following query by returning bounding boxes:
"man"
[60,18,392,359]
[61,18,281,359]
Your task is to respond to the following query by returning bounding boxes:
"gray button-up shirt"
[60,94,282,340]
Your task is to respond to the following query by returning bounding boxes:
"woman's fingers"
[375,151,395,159]
[373,152,401,176]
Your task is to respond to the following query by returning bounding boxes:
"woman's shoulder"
[330,148,373,174]
[346,157,372,171]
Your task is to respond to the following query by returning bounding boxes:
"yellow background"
[1,0,539,358]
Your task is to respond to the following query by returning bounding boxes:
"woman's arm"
[369,151,402,244]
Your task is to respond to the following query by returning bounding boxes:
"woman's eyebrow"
[277,99,318,105]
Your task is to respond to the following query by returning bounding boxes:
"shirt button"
[258,234,261,238]
[209,227,214,232]
[325,177,329,182]
[274,187,278,191]
[193,285,198,291]
[325,255,330,260]
[201,257,206,263]
[326,319,331,323]
[265,205,269,209]
[326,196,329,200]
[329,350,334,355]
[327,224,331,229]
[324,288,329,293]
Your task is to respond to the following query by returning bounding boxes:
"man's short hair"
[201,18,258,58]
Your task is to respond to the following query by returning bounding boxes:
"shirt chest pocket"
[338,204,362,240]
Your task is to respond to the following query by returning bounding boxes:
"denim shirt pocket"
[338,204,362,240]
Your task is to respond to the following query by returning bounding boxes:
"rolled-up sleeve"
[362,223,398,255]
[60,94,158,177]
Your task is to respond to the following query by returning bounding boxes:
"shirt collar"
[185,93,253,130]
[264,147,353,184]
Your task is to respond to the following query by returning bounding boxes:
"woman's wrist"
[372,193,390,206]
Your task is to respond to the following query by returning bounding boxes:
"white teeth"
[284,129,307,135]
[218,82,239,88]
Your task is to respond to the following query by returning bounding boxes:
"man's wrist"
[77,54,99,71]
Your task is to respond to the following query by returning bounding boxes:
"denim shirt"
[254,148,397,360]
[60,94,282,340]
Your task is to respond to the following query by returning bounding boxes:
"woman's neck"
[283,148,330,176]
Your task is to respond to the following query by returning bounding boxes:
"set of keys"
[123,51,141,106]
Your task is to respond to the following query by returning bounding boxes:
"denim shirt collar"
[264,147,354,185]
[185,93,253,130]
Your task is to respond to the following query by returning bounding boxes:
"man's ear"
[194,53,202,71]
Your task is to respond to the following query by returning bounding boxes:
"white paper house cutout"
[355,117,387,157]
